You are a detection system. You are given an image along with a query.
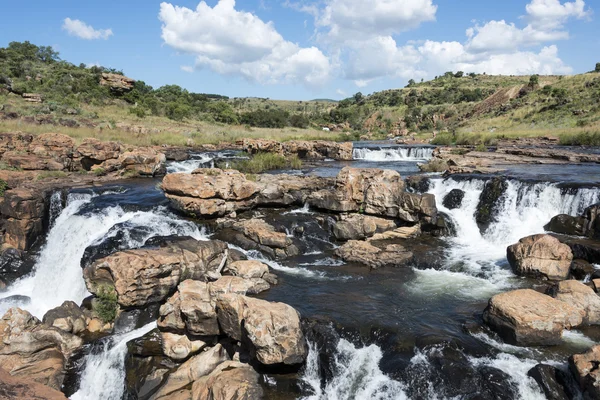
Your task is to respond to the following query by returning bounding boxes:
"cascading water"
[167,153,214,173]
[0,193,207,318]
[71,322,157,400]
[353,147,434,162]
[48,190,64,228]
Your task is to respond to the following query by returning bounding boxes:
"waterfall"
[301,340,408,400]
[71,322,157,400]
[48,190,64,228]
[353,147,434,162]
[167,153,215,174]
[0,194,207,319]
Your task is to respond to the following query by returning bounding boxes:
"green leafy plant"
[0,179,8,197]
[93,284,118,323]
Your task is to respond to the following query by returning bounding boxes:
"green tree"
[454,71,464,78]
[353,92,364,104]
[529,74,539,88]
[596,63,600,73]
[406,79,416,88]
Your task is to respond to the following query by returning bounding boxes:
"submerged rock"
[475,177,507,233]
[507,234,573,281]
[569,345,600,399]
[191,360,264,400]
[442,189,465,210]
[334,240,414,269]
[483,289,582,346]
[0,308,83,390]
[216,294,307,366]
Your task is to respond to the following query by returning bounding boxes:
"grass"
[93,284,119,323]
[224,153,303,174]
[558,131,600,146]
[35,171,68,180]
[419,159,447,173]
[0,179,7,196]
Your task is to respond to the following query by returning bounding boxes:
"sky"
[0,0,597,100]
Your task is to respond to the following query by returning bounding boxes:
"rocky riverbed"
[1,135,600,399]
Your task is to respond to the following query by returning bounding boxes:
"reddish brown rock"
[569,345,600,399]
[507,234,573,281]
[0,368,67,400]
[334,240,414,268]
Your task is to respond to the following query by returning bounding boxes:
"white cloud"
[336,88,347,96]
[159,1,331,87]
[526,0,590,30]
[62,18,113,40]
[180,65,194,73]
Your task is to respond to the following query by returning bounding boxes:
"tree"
[529,74,539,88]
[596,63,600,73]
[406,79,416,88]
[353,92,364,104]
[454,71,464,78]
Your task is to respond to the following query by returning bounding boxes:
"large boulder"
[442,189,465,210]
[0,308,83,390]
[216,294,307,366]
[117,149,166,176]
[507,234,573,281]
[550,280,600,325]
[159,332,207,360]
[150,344,229,400]
[527,364,577,400]
[569,345,600,399]
[42,301,88,335]
[334,240,413,269]
[241,138,352,161]
[545,203,600,240]
[0,368,67,400]
[224,260,270,280]
[100,73,135,94]
[332,214,397,241]
[191,361,264,400]
[0,188,45,250]
[483,289,582,346]
[75,138,122,170]
[83,239,229,307]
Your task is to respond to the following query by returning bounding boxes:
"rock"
[0,308,83,390]
[545,215,587,237]
[29,133,74,161]
[527,364,575,400]
[116,149,166,176]
[570,259,595,280]
[0,248,27,285]
[216,294,307,366]
[507,234,573,281]
[208,276,270,296]
[158,280,219,337]
[332,214,397,241]
[75,138,122,170]
[0,367,67,399]
[1,188,45,251]
[442,189,465,210]
[569,345,600,399]
[83,239,229,307]
[160,332,207,360]
[483,289,582,346]
[241,138,352,161]
[150,344,229,400]
[334,240,414,269]
[191,361,264,400]
[475,177,507,233]
[42,301,87,335]
[556,236,600,264]
[405,175,431,193]
[367,225,422,241]
[550,280,600,325]
[217,219,298,260]
[100,73,135,94]
[224,260,269,280]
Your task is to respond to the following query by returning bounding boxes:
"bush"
[226,153,302,174]
[418,159,447,172]
[559,131,600,146]
[36,171,67,180]
[0,179,7,196]
[596,63,600,73]
[129,107,147,118]
[93,284,118,323]
[431,133,453,145]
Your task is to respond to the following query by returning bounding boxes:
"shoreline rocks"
[507,234,573,281]
[240,138,353,161]
[335,240,414,269]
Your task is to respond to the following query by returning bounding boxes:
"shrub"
[559,131,600,146]
[529,74,539,88]
[129,107,147,118]
[431,133,453,145]
[418,159,447,173]
[226,153,302,174]
[93,284,118,323]
[596,63,600,73]
[36,171,67,180]
[475,143,488,152]
[0,179,7,196]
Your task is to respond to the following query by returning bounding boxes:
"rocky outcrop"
[569,345,600,399]
[550,280,600,325]
[159,332,207,361]
[0,308,83,390]
[0,188,45,250]
[224,260,270,280]
[75,138,122,170]
[442,189,465,210]
[100,73,135,94]
[191,360,264,400]
[545,203,600,240]
[42,301,88,335]
[162,169,328,218]
[216,294,307,366]
[94,149,166,177]
[241,138,353,161]
[507,234,573,281]
[83,239,229,307]
[0,368,67,400]
[483,289,582,346]
[475,177,507,233]
[216,218,298,259]
[308,167,437,225]
[332,214,397,241]
[335,240,414,269]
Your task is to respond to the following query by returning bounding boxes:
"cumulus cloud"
[159,0,331,87]
[180,65,194,73]
[62,18,113,40]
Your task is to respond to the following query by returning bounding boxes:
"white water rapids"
[353,147,434,162]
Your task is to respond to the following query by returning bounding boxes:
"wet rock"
[475,177,507,233]
[527,364,577,400]
[224,260,270,280]
[405,175,430,193]
[334,240,414,269]
[208,276,270,296]
[116,149,166,176]
[150,344,229,400]
[507,234,573,281]
[483,289,582,346]
[332,214,397,241]
[0,308,83,390]
[550,280,600,325]
[554,235,600,264]
[217,218,298,260]
[216,294,307,366]
[163,148,189,162]
[367,224,422,241]
[545,214,588,237]
[42,301,88,335]
[442,189,465,210]
[570,259,595,280]
[83,238,229,307]
[191,360,264,400]
[0,367,67,400]
[569,345,600,399]
[1,188,45,250]
[0,248,27,284]
[241,138,352,161]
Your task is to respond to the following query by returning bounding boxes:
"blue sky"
[1,0,597,100]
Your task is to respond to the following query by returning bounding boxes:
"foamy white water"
[0,195,206,318]
[353,147,433,162]
[302,340,408,400]
[71,322,157,400]
[167,154,214,173]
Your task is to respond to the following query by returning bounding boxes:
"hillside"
[1,41,599,146]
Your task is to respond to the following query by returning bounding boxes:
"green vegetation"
[224,153,302,174]
[419,159,448,173]
[0,179,7,196]
[35,171,67,180]
[559,131,600,146]
[93,284,118,323]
